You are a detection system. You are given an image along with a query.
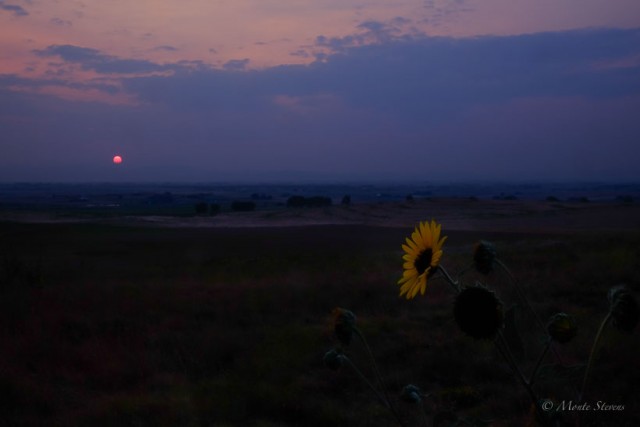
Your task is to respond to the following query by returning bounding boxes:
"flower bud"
[332,308,357,346]
[454,285,504,340]
[323,349,344,371]
[473,241,497,275]
[401,384,423,404]
[608,285,638,333]
[546,312,577,344]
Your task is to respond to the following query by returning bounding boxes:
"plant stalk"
[497,259,568,368]
[529,337,552,386]
[437,265,461,293]
[496,332,549,425]
[354,327,407,427]
[579,311,612,402]
[341,355,389,408]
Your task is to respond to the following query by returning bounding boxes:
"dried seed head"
[454,285,504,340]
[473,241,497,275]
[547,312,578,344]
[401,384,423,404]
[323,349,344,371]
[332,308,357,346]
[608,285,638,333]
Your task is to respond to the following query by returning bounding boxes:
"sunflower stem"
[496,332,549,425]
[436,265,461,293]
[418,399,430,427]
[341,355,390,408]
[496,259,546,334]
[529,337,552,386]
[457,262,476,279]
[354,327,407,427]
[579,311,612,403]
[496,259,568,369]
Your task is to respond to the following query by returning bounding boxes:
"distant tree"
[286,196,306,207]
[209,203,221,215]
[251,193,272,200]
[405,194,414,203]
[286,195,332,208]
[149,192,174,204]
[616,195,633,204]
[341,195,351,206]
[231,201,256,212]
[195,202,208,215]
[306,196,332,207]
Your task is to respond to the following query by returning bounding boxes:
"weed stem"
[436,265,461,293]
[497,259,545,333]
[341,355,389,408]
[529,337,552,386]
[579,311,612,402]
[496,332,549,425]
[497,259,568,369]
[354,327,407,427]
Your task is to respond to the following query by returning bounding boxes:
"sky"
[1,0,640,182]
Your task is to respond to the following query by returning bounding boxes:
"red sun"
[113,155,123,164]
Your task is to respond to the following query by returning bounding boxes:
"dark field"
[1,211,639,426]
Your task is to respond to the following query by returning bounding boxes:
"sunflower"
[398,220,447,299]
[454,285,503,340]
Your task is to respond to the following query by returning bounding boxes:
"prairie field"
[1,199,639,426]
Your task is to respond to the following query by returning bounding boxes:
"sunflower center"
[414,248,433,275]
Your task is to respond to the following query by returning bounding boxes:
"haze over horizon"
[1,1,640,183]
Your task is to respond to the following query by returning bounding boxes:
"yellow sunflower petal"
[399,279,416,297]
[411,230,422,247]
[420,222,432,247]
[431,251,443,267]
[402,243,416,255]
[431,221,440,244]
[402,269,417,279]
[410,276,425,298]
[405,237,419,251]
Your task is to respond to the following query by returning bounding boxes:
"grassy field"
[0,218,638,426]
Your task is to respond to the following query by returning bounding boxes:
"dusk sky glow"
[1,0,640,182]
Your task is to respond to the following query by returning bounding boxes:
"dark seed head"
[547,312,578,344]
[608,285,638,333]
[454,285,504,340]
[473,241,497,275]
[323,349,344,371]
[332,308,357,346]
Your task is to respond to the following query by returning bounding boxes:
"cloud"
[422,0,472,28]
[0,73,120,96]
[4,27,640,181]
[50,17,72,27]
[306,27,640,120]
[314,17,419,57]
[113,27,640,119]
[33,44,170,74]
[0,0,28,16]
[223,58,250,71]
[154,45,178,52]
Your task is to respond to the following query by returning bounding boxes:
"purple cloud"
[3,27,640,182]
[0,0,28,16]
[223,59,250,71]
[33,44,170,74]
